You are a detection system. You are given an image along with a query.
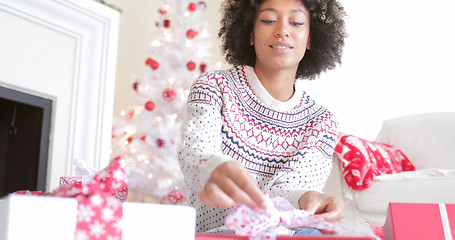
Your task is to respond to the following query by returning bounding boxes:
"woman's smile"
[269,41,294,54]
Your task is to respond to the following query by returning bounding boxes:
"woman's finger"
[315,198,344,222]
[201,161,266,211]
[223,162,267,211]
[298,191,345,222]
[199,181,236,208]
[232,175,266,210]
[209,170,262,211]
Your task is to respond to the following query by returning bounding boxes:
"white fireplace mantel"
[0,0,119,191]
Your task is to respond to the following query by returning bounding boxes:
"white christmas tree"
[111,0,215,204]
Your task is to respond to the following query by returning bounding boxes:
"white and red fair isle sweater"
[178,65,339,234]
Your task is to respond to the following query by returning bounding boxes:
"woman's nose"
[275,22,290,38]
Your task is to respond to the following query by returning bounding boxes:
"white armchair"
[323,112,455,235]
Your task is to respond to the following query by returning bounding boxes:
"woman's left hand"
[298,190,344,223]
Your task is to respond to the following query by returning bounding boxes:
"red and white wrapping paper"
[13,190,50,196]
[209,196,362,239]
[59,178,128,202]
[59,158,128,202]
[51,156,127,240]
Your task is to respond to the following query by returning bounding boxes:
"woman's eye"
[291,22,304,26]
[261,19,276,24]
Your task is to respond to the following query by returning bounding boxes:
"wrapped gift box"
[383,202,455,240]
[196,234,376,239]
[0,194,196,240]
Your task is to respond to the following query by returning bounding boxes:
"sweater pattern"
[188,66,337,178]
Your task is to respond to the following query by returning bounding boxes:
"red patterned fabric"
[51,156,127,240]
[334,134,415,190]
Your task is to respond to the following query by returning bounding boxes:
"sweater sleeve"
[268,113,339,209]
[178,71,233,193]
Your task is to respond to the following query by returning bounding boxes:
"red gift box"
[196,234,377,240]
[383,203,455,240]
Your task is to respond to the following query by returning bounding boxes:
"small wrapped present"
[1,156,196,240]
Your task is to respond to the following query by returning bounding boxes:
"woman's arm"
[178,72,266,211]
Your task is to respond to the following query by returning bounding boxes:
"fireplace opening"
[0,86,52,197]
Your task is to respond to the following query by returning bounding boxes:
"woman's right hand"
[199,161,267,212]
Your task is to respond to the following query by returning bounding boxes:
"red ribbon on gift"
[51,156,128,240]
[13,190,51,196]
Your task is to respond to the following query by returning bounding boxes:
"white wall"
[304,0,455,139]
[108,0,455,140]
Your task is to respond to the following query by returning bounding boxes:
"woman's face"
[251,0,311,73]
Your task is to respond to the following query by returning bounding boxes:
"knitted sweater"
[178,65,339,234]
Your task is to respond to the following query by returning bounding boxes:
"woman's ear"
[250,32,254,45]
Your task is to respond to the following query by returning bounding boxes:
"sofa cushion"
[354,169,455,226]
[375,112,455,169]
[334,134,415,190]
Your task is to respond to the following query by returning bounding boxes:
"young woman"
[179,0,347,235]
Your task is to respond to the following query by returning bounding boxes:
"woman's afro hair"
[218,0,348,80]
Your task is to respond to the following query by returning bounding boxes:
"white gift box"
[0,194,196,240]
